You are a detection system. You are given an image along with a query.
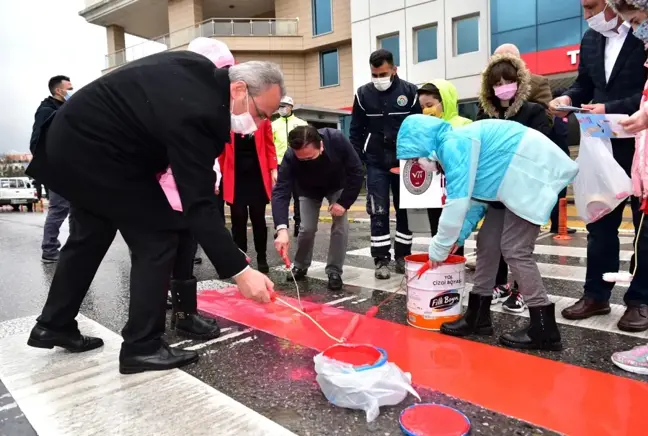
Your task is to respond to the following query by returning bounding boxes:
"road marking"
[169,339,194,348]
[185,328,254,351]
[0,402,17,412]
[302,262,643,339]
[325,296,357,305]
[0,315,296,436]
[352,298,369,304]
[229,336,256,348]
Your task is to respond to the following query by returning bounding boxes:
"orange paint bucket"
[404,254,466,331]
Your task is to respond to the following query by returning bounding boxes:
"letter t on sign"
[567,49,580,65]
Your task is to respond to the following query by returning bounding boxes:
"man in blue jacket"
[29,75,74,264]
[350,49,422,280]
[273,125,364,291]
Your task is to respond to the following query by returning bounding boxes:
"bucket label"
[407,272,464,290]
[429,291,461,311]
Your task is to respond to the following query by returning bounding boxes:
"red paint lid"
[322,344,386,370]
[400,404,471,435]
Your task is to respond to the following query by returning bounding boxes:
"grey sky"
[0,0,142,153]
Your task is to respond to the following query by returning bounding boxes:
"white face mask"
[278,107,290,117]
[372,76,393,92]
[587,5,618,36]
[417,158,438,173]
[230,90,258,135]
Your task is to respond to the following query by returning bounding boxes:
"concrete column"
[168,0,203,48]
[106,25,126,67]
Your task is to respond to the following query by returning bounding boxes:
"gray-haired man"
[26,40,285,374]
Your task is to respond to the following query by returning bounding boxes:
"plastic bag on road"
[573,136,632,224]
[314,350,420,422]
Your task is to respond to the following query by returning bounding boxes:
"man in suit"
[550,0,648,331]
[26,41,283,374]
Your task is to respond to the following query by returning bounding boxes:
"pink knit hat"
[187,37,235,68]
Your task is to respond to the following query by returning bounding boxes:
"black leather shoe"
[328,273,343,291]
[440,293,493,337]
[288,267,308,281]
[27,324,104,353]
[170,278,221,340]
[500,303,562,351]
[257,257,270,274]
[119,343,199,375]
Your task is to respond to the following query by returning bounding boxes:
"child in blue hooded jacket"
[397,114,578,350]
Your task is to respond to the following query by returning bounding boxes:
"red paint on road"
[198,288,648,436]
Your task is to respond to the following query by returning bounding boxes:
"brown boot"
[561,297,611,320]
[617,305,648,332]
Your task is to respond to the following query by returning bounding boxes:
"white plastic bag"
[314,353,420,422]
[573,136,631,224]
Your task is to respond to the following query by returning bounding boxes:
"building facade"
[350,0,586,120]
[79,0,354,127]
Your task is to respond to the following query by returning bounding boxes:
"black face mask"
[297,151,328,169]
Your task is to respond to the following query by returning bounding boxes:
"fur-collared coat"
[476,53,551,137]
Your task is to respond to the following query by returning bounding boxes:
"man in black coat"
[30,75,74,264]
[349,49,422,280]
[26,45,284,374]
[272,126,364,291]
[550,0,648,331]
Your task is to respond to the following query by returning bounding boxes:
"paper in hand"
[575,113,635,138]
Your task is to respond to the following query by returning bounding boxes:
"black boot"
[170,278,220,340]
[254,225,269,273]
[499,303,562,351]
[440,293,493,337]
[119,342,198,375]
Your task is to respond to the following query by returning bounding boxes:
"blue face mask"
[635,20,648,46]
[63,89,74,101]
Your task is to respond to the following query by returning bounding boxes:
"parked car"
[0,177,38,211]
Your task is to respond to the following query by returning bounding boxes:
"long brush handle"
[340,314,361,343]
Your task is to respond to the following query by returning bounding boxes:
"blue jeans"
[584,197,648,306]
[365,165,411,263]
[41,190,70,257]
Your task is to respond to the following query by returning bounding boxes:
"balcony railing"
[106,17,300,69]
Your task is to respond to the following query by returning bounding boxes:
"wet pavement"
[0,209,646,435]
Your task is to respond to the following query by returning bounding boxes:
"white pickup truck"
[0,177,38,211]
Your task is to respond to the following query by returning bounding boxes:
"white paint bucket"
[404,254,466,331]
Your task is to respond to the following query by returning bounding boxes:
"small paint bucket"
[322,344,387,371]
[405,254,466,331]
[400,403,471,435]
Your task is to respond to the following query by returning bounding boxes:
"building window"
[378,34,400,66]
[312,0,333,36]
[458,101,479,121]
[320,49,339,87]
[415,25,438,63]
[490,0,536,34]
[454,15,479,56]
[537,0,581,25]
[537,17,582,51]
[491,26,537,54]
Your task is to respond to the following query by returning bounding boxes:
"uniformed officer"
[349,49,422,279]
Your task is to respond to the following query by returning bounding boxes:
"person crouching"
[397,115,579,350]
[273,125,364,291]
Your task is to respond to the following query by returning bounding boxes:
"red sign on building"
[520,44,581,76]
